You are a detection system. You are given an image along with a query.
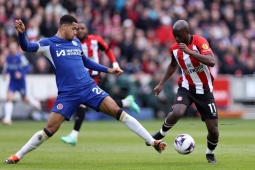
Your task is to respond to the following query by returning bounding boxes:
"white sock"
[16,130,49,159]
[4,102,13,121]
[160,129,167,136]
[121,99,130,107]
[121,113,155,146]
[27,96,41,110]
[206,148,214,154]
[70,130,79,139]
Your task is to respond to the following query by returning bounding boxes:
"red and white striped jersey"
[80,35,116,77]
[170,35,214,94]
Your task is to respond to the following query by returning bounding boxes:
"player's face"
[64,22,78,41]
[173,29,189,45]
[9,42,18,55]
[77,23,88,41]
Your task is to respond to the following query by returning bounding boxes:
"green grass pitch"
[0,118,254,170]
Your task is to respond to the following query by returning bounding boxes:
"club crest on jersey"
[202,44,208,49]
[177,96,183,101]
[72,41,78,46]
[201,43,211,53]
[57,103,63,110]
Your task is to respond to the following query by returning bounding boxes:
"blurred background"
[0,0,255,121]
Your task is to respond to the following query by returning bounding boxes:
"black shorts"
[174,87,218,121]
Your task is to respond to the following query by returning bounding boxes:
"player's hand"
[15,71,22,79]
[107,67,123,76]
[179,43,191,54]
[15,19,25,33]
[154,83,164,96]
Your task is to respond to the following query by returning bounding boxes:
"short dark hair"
[59,14,78,25]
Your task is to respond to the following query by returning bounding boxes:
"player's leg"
[21,85,41,111]
[99,96,166,153]
[194,91,219,163]
[61,104,86,145]
[148,104,187,142]
[5,112,65,164]
[119,95,140,113]
[147,87,191,143]
[5,94,80,164]
[205,119,219,163]
[2,90,14,125]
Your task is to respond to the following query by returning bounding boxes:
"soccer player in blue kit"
[2,41,41,125]
[5,14,167,164]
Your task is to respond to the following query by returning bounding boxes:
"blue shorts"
[9,82,26,98]
[51,82,109,120]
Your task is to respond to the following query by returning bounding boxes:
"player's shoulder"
[88,34,103,41]
[73,37,81,43]
[192,35,207,42]
[38,36,53,45]
[170,42,179,51]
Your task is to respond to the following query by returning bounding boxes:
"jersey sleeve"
[169,44,176,61]
[19,33,39,52]
[37,38,51,53]
[195,36,213,55]
[96,36,117,63]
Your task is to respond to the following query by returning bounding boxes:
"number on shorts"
[92,86,103,94]
[208,103,217,114]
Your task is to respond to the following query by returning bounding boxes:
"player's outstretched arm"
[15,19,39,52]
[82,55,123,76]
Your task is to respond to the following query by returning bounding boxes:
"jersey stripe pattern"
[170,35,214,94]
[80,35,116,76]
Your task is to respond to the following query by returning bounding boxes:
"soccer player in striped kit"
[61,22,140,146]
[148,20,219,163]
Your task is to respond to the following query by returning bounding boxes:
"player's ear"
[62,24,66,31]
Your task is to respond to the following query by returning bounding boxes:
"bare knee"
[172,106,186,119]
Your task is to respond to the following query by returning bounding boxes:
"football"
[174,134,195,154]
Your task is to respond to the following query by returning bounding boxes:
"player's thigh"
[173,87,193,114]
[99,96,120,118]
[45,112,66,134]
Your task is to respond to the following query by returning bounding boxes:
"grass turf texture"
[0,118,254,170]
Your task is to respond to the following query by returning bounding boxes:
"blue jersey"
[19,33,108,93]
[4,53,30,96]
[18,33,110,119]
[37,36,95,93]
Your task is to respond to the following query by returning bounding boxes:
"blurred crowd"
[1,0,255,116]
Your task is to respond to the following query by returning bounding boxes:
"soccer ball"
[174,134,195,154]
